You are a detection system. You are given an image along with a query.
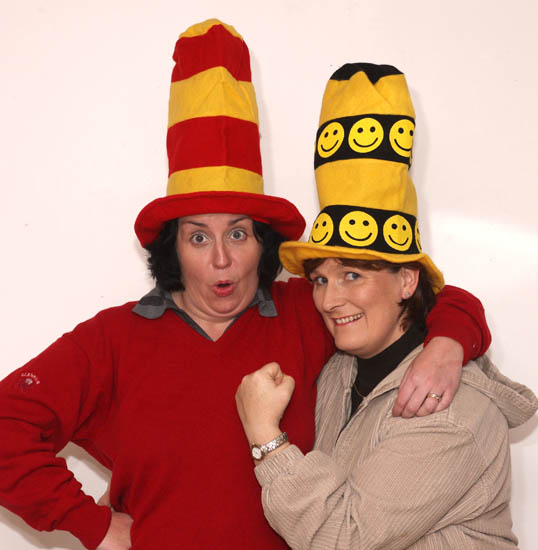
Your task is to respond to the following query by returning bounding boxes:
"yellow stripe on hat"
[319,73,415,126]
[167,166,263,196]
[315,159,417,215]
[168,67,258,128]
[179,18,243,40]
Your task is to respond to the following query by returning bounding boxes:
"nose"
[212,239,232,269]
[320,280,345,313]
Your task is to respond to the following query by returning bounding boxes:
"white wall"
[1,1,537,548]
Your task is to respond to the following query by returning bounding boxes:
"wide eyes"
[189,228,247,245]
[230,229,247,241]
[190,233,208,245]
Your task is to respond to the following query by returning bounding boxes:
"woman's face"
[310,258,418,358]
[175,213,262,324]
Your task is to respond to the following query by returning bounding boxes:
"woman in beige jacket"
[235,63,538,549]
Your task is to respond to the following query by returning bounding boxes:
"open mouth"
[213,281,234,297]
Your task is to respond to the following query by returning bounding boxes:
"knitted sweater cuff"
[56,501,112,550]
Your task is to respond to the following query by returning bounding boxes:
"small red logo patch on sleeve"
[17,372,41,391]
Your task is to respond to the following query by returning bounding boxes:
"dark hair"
[145,218,285,292]
[303,257,436,331]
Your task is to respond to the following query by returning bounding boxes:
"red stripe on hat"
[172,24,251,83]
[167,116,262,176]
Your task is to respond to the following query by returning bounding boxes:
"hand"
[236,362,295,444]
[97,486,111,507]
[96,511,133,550]
[392,336,464,418]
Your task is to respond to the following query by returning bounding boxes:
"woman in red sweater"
[0,21,490,550]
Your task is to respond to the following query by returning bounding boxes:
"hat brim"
[135,191,306,246]
[279,240,445,293]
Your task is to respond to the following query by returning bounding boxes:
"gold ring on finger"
[427,392,442,401]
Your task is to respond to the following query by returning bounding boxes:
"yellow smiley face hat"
[279,63,444,292]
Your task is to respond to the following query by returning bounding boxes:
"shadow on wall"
[510,414,538,444]
[0,444,110,550]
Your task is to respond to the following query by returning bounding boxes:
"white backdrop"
[1,1,537,548]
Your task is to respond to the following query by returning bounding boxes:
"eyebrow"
[180,216,250,228]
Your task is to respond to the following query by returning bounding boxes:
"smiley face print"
[339,211,378,247]
[348,118,384,154]
[389,119,414,157]
[309,213,334,245]
[414,220,422,252]
[383,215,412,251]
[317,122,345,158]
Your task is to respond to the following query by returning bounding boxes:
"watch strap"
[251,432,288,460]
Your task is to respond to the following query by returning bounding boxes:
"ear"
[399,267,419,299]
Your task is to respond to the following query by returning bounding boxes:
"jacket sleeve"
[0,314,115,549]
[425,284,491,363]
[254,418,486,550]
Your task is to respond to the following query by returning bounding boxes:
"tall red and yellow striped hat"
[135,19,305,246]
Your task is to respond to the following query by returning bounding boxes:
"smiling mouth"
[345,231,372,242]
[311,232,329,243]
[334,313,364,325]
[389,236,409,246]
[353,137,378,148]
[394,139,411,151]
[321,141,340,152]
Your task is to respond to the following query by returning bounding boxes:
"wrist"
[245,424,282,446]
[250,431,289,462]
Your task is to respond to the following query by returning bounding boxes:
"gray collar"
[132,286,277,339]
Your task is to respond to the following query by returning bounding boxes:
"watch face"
[251,446,263,460]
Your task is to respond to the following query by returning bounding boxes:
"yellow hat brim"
[279,240,444,294]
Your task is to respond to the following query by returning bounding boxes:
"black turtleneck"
[350,325,426,416]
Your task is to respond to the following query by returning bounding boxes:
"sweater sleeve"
[425,284,491,363]
[0,314,116,549]
[254,419,486,550]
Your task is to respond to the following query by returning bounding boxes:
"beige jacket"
[255,348,538,549]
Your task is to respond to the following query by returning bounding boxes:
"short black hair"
[144,218,286,292]
[303,257,436,332]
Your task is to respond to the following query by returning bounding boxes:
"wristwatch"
[250,432,288,461]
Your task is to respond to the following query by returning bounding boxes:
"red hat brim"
[135,191,306,246]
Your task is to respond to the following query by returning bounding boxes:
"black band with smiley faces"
[315,114,415,169]
[309,204,421,255]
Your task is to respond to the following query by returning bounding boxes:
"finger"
[415,395,441,417]
[261,362,282,380]
[97,488,111,507]
[436,387,455,412]
[416,391,448,417]
[280,374,295,393]
[392,373,415,416]
[399,388,431,418]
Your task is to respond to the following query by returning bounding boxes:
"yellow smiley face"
[389,119,415,157]
[383,215,412,251]
[339,211,378,247]
[414,221,422,252]
[317,122,345,158]
[309,213,334,245]
[348,118,384,154]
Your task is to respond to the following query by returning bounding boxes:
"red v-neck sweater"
[0,279,489,549]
